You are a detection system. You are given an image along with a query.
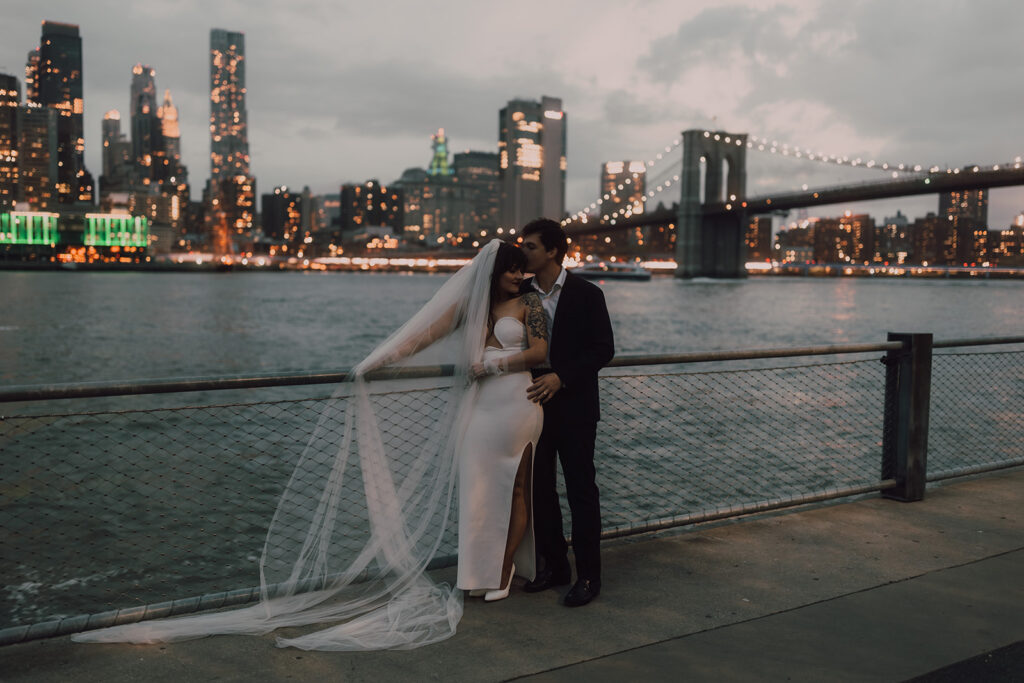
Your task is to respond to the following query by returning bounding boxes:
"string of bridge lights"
[563,129,1024,227]
[561,138,684,228]
[721,131,1021,177]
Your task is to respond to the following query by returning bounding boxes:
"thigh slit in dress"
[456,316,543,590]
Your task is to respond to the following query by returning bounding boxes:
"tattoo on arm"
[525,293,548,341]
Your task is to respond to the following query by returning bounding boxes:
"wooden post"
[881,333,932,501]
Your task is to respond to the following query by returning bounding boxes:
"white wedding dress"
[457,317,542,590]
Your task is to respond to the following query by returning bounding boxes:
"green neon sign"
[0,212,60,245]
[84,214,149,247]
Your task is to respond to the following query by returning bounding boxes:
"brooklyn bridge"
[562,129,1024,278]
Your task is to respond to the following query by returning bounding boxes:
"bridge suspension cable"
[742,133,1023,176]
[739,132,926,175]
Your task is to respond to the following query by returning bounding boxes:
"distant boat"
[573,261,652,281]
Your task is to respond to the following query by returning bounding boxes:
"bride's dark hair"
[489,241,527,304]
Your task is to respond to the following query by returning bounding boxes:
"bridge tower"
[674,129,748,278]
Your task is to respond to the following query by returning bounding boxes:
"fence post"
[881,332,933,501]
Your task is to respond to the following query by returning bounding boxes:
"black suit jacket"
[522,272,615,423]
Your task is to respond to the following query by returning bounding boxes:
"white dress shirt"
[531,267,566,364]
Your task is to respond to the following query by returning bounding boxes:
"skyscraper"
[130,64,160,183]
[453,151,500,233]
[261,186,302,244]
[107,64,190,234]
[207,28,254,249]
[24,49,39,106]
[745,216,772,261]
[31,21,92,205]
[939,185,988,264]
[0,74,19,212]
[100,110,133,197]
[498,96,566,228]
[158,90,182,166]
[339,180,403,235]
[16,105,57,211]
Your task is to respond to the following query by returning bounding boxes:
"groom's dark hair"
[522,218,567,262]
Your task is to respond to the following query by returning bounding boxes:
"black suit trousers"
[532,413,601,583]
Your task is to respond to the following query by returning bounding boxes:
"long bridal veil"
[72,240,502,650]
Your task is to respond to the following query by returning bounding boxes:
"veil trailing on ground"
[73,240,502,650]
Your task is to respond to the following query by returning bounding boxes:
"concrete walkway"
[3,469,1022,682]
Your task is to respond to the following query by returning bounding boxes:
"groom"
[520,218,615,607]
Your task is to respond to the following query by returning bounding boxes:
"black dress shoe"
[563,579,600,607]
[523,566,571,593]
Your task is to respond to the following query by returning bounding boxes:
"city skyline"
[2,1,1023,229]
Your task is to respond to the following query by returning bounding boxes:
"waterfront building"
[394,167,428,237]
[994,223,1024,266]
[876,211,911,264]
[0,210,59,246]
[24,49,39,104]
[301,191,334,255]
[100,110,133,196]
[599,160,647,254]
[130,64,161,183]
[396,132,455,242]
[774,220,815,262]
[109,64,190,239]
[572,200,675,262]
[31,21,93,206]
[321,193,341,232]
[339,179,403,239]
[909,212,955,266]
[939,185,987,264]
[646,202,678,259]
[392,137,500,244]
[453,150,500,234]
[600,160,646,217]
[207,28,254,250]
[779,244,814,264]
[0,74,19,212]
[16,104,58,211]
[811,213,875,264]
[421,174,462,242]
[746,216,772,261]
[498,96,566,228]
[157,90,182,166]
[261,186,302,244]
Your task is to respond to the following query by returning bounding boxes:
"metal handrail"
[3,336,1022,404]
[932,336,1024,349]
[605,341,903,368]
[0,365,454,403]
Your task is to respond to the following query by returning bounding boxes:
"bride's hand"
[470,362,487,379]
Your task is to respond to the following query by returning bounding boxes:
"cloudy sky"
[3,0,1023,228]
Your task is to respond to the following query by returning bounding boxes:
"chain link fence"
[1,339,1022,643]
[928,348,1024,480]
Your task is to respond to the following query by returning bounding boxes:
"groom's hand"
[527,373,562,404]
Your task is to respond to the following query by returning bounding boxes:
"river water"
[1,271,1022,385]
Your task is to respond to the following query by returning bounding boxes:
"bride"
[73,238,548,650]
